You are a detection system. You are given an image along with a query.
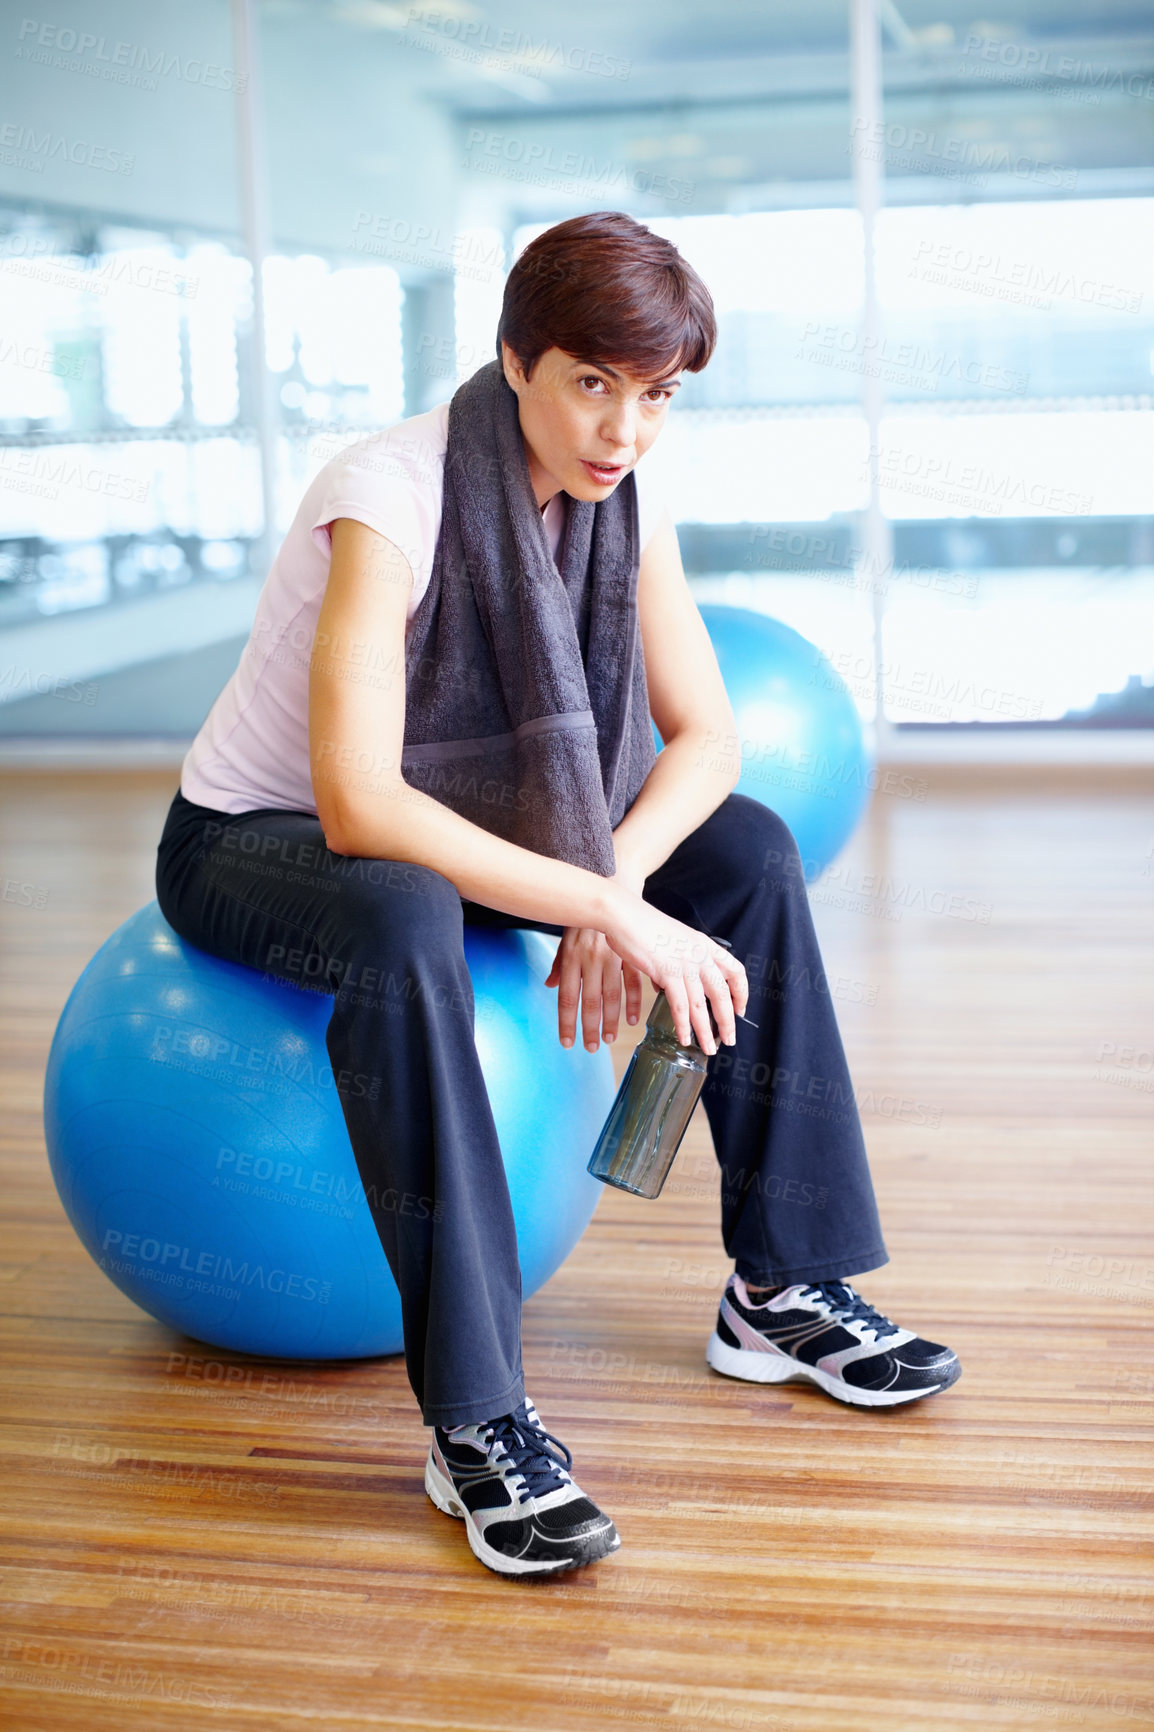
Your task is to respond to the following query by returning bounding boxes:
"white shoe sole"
[706,1330,953,1408]
[424,1454,620,1577]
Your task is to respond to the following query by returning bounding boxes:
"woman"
[156,210,960,1581]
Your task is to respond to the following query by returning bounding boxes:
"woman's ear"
[500,340,527,393]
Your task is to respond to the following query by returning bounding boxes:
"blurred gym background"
[4,10,1154,1724]
[0,0,1150,766]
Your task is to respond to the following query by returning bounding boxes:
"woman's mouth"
[580,459,627,485]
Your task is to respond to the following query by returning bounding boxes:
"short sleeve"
[309,449,427,575]
[305,411,454,617]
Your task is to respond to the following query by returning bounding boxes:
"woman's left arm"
[610,507,742,888]
[544,508,743,1050]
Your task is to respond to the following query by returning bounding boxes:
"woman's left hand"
[544,858,649,1051]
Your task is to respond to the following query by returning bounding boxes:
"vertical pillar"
[231,0,280,580]
[402,277,458,418]
[849,0,894,758]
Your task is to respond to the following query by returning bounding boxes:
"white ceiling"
[0,0,1150,264]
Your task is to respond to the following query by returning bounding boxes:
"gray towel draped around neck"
[400,357,656,877]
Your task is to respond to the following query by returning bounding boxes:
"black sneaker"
[425,1397,620,1577]
[707,1274,961,1407]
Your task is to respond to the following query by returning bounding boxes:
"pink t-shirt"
[181,398,672,817]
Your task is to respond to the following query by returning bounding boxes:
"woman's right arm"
[309,517,746,1049]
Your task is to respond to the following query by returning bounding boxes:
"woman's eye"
[577,376,671,401]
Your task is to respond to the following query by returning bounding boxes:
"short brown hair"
[496,210,716,383]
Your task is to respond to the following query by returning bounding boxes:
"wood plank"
[1,768,1152,1731]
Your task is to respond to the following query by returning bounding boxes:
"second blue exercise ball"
[43,903,614,1361]
[671,606,872,881]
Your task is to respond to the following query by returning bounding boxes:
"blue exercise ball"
[661,606,872,881]
[43,902,613,1360]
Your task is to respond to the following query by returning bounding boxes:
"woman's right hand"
[599,888,748,1055]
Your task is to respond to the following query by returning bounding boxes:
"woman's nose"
[599,401,636,452]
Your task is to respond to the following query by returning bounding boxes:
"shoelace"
[799,1280,901,1342]
[480,1403,574,1504]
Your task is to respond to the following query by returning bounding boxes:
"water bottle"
[586,989,716,1199]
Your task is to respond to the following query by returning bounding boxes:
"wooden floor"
[2,768,1152,1732]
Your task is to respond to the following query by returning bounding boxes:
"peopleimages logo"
[99,1228,332,1305]
[150,1020,381,1102]
[403,11,632,80]
[0,118,134,174]
[849,117,1078,188]
[463,129,695,204]
[15,18,248,92]
[908,237,1143,314]
[0,235,198,297]
[0,445,150,501]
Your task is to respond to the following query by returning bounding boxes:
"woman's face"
[500,341,682,510]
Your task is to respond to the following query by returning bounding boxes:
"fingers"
[709,950,748,1033]
[555,941,582,1049]
[686,974,719,1055]
[580,942,626,1051]
[622,962,644,1028]
[555,913,747,1058]
[659,934,748,1055]
[664,976,715,1054]
[598,953,623,1047]
[555,930,626,1052]
[580,952,603,1051]
[719,948,749,1019]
